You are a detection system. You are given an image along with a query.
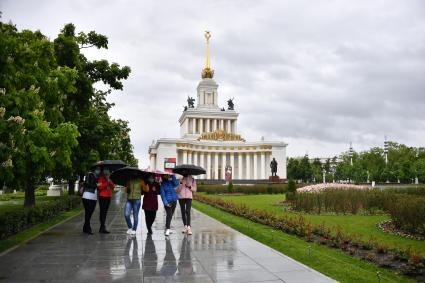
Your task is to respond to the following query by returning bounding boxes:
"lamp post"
[322,167,326,184]
[348,142,354,183]
[415,148,419,185]
[384,136,389,183]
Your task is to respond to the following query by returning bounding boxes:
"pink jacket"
[177,176,197,199]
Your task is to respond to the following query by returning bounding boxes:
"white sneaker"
[182,225,187,233]
[130,230,136,235]
[165,229,170,236]
[187,226,192,235]
[126,228,133,234]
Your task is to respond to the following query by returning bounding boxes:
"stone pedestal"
[268,176,281,183]
[47,184,63,196]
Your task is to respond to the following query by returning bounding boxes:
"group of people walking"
[81,167,197,237]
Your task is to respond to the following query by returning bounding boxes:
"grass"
[0,207,82,254]
[193,200,415,283]
[198,193,425,255]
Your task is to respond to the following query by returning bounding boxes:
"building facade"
[148,32,287,180]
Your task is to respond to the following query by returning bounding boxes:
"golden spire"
[202,31,214,79]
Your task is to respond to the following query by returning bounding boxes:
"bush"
[0,195,81,240]
[197,184,288,195]
[227,182,233,193]
[387,195,425,236]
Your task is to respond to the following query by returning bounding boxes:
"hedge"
[0,195,81,240]
[198,184,288,195]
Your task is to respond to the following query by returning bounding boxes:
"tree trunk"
[68,179,75,195]
[24,179,36,207]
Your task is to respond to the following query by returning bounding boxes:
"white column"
[220,119,224,130]
[253,153,258,179]
[183,150,188,164]
[234,120,237,134]
[213,119,217,131]
[185,119,189,134]
[206,118,211,132]
[200,119,203,134]
[188,151,192,165]
[193,151,198,166]
[192,118,196,134]
[246,153,251,179]
[230,153,235,179]
[221,152,226,180]
[227,120,231,133]
[214,153,219,179]
[261,152,266,179]
[149,154,156,170]
[207,153,212,179]
[199,152,205,178]
[238,153,244,180]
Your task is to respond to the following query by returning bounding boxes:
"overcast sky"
[2,0,425,167]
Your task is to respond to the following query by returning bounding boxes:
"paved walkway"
[0,191,336,282]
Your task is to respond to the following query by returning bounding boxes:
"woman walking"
[125,178,146,235]
[97,167,115,234]
[81,169,99,234]
[177,175,197,235]
[160,174,179,236]
[142,175,160,234]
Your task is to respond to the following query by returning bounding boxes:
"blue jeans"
[124,199,141,230]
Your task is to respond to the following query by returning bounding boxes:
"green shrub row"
[0,195,81,240]
[194,194,425,279]
[198,184,288,195]
[0,185,49,201]
[292,189,425,236]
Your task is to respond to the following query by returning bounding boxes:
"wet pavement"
[0,191,336,282]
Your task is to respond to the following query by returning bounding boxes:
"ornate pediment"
[197,129,245,142]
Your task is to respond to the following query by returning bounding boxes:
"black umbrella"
[172,164,206,176]
[91,160,128,172]
[110,166,150,186]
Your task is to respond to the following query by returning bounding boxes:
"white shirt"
[82,190,97,201]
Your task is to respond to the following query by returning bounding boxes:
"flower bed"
[297,183,369,193]
[194,194,425,281]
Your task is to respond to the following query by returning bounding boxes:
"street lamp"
[384,136,389,183]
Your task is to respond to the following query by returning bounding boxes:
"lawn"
[199,193,425,255]
[193,201,415,283]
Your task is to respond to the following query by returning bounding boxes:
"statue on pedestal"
[227,98,234,110]
[187,96,195,108]
[270,158,278,176]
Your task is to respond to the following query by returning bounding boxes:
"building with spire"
[148,32,287,181]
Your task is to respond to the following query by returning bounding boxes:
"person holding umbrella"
[125,177,147,235]
[81,168,100,234]
[142,174,160,234]
[177,175,197,235]
[160,174,179,236]
[97,167,115,234]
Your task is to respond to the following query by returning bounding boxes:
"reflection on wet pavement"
[0,191,336,282]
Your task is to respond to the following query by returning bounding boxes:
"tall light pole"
[415,148,419,185]
[348,142,354,183]
[384,136,389,183]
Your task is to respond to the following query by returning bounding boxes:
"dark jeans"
[179,199,192,226]
[82,198,96,231]
[144,210,157,231]
[98,196,111,229]
[164,201,176,229]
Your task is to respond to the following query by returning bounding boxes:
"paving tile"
[0,190,336,282]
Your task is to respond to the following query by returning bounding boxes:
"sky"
[2,0,425,168]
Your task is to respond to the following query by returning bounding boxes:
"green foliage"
[0,195,81,240]
[198,184,288,195]
[292,188,425,235]
[227,182,233,193]
[286,179,297,201]
[0,20,137,203]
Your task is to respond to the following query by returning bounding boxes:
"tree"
[53,23,134,193]
[0,22,79,206]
